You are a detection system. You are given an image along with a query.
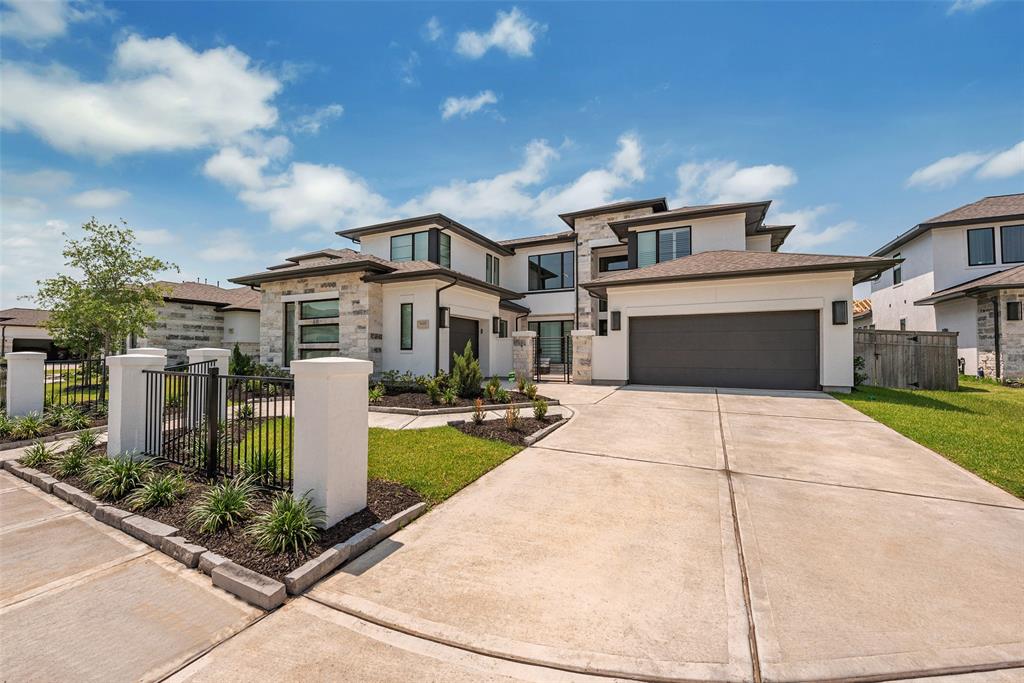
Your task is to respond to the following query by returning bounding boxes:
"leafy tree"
[229,343,256,376]
[35,219,177,358]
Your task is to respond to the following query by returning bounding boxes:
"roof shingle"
[0,308,50,327]
[915,265,1024,305]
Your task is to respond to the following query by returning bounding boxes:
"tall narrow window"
[283,302,295,366]
[1001,225,1024,264]
[637,231,657,267]
[439,232,451,267]
[400,303,413,350]
[485,254,500,285]
[1007,301,1022,321]
[967,228,995,266]
[893,253,902,285]
[899,318,907,331]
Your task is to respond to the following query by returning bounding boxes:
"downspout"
[435,275,458,375]
[993,295,1001,380]
[514,313,528,332]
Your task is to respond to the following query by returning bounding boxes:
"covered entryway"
[628,310,820,390]
[448,316,479,362]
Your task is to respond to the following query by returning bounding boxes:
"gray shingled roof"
[915,264,1024,305]
[872,194,1024,256]
[154,281,261,311]
[0,308,50,327]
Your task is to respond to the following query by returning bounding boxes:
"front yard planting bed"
[372,390,550,411]
[0,412,107,447]
[834,376,1024,499]
[453,416,562,447]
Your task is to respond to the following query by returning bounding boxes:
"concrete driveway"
[172,383,1023,682]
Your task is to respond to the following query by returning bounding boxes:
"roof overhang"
[558,198,668,229]
[606,201,771,239]
[363,269,525,301]
[499,299,531,314]
[872,212,1024,257]
[338,214,514,256]
[581,258,900,298]
[756,224,795,251]
[230,260,393,287]
[915,286,1004,306]
[501,233,577,250]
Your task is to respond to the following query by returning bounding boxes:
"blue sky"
[1,0,1022,307]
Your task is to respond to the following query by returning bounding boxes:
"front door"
[449,317,479,364]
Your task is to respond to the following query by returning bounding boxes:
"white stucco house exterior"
[232,196,896,392]
[869,194,1024,379]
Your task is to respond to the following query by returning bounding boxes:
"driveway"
[177,383,1024,682]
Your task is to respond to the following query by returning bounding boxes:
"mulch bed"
[453,416,556,446]
[37,453,423,582]
[1,416,107,446]
[374,391,547,410]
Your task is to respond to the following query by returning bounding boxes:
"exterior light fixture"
[492,316,501,334]
[832,300,849,325]
[438,307,450,328]
[611,311,621,331]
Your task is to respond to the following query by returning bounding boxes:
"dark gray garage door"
[628,311,819,390]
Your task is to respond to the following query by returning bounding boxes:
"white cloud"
[0,195,47,217]
[423,16,443,42]
[69,188,130,209]
[291,103,344,135]
[977,140,1024,179]
[134,228,173,245]
[0,217,70,307]
[455,8,544,59]
[440,90,498,120]
[198,229,257,262]
[398,50,420,86]
[906,150,991,188]
[1,168,74,193]
[1,34,280,157]
[0,0,109,44]
[948,0,992,15]
[204,147,271,189]
[674,160,797,205]
[771,205,856,252]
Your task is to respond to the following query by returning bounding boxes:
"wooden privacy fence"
[854,329,959,391]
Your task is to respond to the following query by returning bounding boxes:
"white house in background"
[232,197,897,391]
[869,194,1024,379]
[0,308,63,358]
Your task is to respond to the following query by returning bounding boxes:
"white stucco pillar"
[5,351,45,417]
[128,347,167,360]
[186,348,230,425]
[187,347,230,375]
[106,354,164,458]
[291,357,373,527]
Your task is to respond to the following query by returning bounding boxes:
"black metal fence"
[0,363,7,410]
[44,357,108,411]
[534,336,572,383]
[143,363,294,490]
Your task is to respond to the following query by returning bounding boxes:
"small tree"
[229,343,256,376]
[450,340,483,398]
[35,218,177,359]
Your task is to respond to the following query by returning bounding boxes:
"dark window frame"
[598,319,608,336]
[893,253,902,286]
[1000,225,1024,264]
[598,254,629,272]
[283,302,296,366]
[1007,301,1023,321]
[498,319,509,338]
[527,251,574,291]
[300,323,339,344]
[635,226,692,268]
[967,227,996,267]
[391,231,429,262]
[400,303,414,350]
[439,232,451,267]
[299,298,339,320]
[485,253,500,286]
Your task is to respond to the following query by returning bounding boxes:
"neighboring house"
[869,194,1024,379]
[0,308,68,358]
[134,281,261,364]
[232,197,896,391]
[852,299,873,328]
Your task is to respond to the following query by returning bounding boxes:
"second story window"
[636,227,691,268]
[1001,225,1023,264]
[439,232,451,267]
[391,231,428,262]
[893,253,902,285]
[599,255,629,272]
[300,299,339,319]
[486,254,500,285]
[528,251,574,291]
[967,227,995,266]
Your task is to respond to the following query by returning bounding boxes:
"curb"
[370,399,559,416]
[0,425,107,452]
[2,456,429,612]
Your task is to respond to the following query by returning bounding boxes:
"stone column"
[291,357,373,527]
[106,354,165,457]
[186,348,230,425]
[571,329,595,385]
[512,331,536,383]
[5,351,45,417]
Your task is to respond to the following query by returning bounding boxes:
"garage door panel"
[629,311,820,390]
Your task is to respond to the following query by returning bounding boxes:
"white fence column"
[512,331,536,382]
[291,357,373,527]
[6,351,45,417]
[106,354,165,457]
[186,348,230,425]
[571,329,595,385]
[128,347,167,361]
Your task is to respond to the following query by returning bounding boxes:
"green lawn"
[236,417,520,504]
[834,376,1024,499]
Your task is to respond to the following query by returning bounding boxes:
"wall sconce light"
[492,316,501,334]
[832,300,849,325]
[438,307,450,328]
[611,311,621,331]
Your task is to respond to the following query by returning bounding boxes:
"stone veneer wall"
[977,288,1024,380]
[571,331,594,384]
[258,272,383,370]
[138,301,225,365]
[573,207,657,330]
[512,331,536,381]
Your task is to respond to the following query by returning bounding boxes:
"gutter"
[435,275,458,375]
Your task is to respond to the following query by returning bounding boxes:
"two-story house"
[231,197,897,391]
[869,194,1024,380]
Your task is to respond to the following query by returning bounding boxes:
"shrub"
[368,383,385,403]
[21,441,53,467]
[11,413,46,440]
[533,399,548,420]
[54,447,90,478]
[516,372,527,393]
[240,449,279,486]
[237,403,255,420]
[126,473,186,511]
[188,476,256,533]
[58,406,90,431]
[229,343,256,376]
[523,382,538,400]
[442,386,458,406]
[450,340,483,398]
[853,355,868,387]
[425,377,443,405]
[246,491,325,554]
[88,455,152,500]
[73,430,98,453]
[485,376,501,402]
[472,398,486,425]
[504,403,520,430]
[495,388,511,404]
[0,412,11,438]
